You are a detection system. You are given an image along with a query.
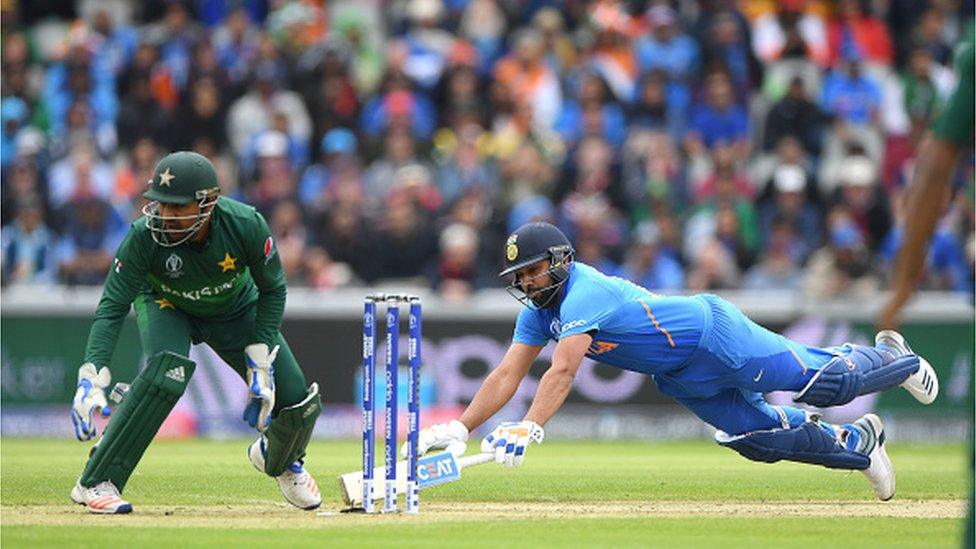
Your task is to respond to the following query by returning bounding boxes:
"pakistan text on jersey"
[157,272,244,301]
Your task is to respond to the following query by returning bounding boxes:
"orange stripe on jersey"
[639,300,676,348]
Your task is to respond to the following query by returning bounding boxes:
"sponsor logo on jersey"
[263,236,276,263]
[165,252,184,278]
[549,318,561,336]
[157,272,244,302]
[561,319,588,333]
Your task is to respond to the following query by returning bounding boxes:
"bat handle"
[458,453,495,468]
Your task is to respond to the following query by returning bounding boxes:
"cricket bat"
[338,452,494,508]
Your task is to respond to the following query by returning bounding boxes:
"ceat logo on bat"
[415,452,461,488]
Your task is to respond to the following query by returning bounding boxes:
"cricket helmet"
[499,222,574,309]
[141,151,221,247]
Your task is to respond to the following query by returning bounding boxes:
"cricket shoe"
[875,330,938,404]
[248,437,321,510]
[852,414,894,501]
[70,480,132,514]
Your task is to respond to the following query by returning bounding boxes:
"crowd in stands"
[1,0,973,302]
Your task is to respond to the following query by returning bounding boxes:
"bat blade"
[338,452,493,507]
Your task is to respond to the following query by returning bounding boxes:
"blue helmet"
[499,222,574,309]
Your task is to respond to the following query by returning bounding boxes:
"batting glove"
[481,421,545,467]
[402,419,469,458]
[243,343,279,432]
[71,363,112,441]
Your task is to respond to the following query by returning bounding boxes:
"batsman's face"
[514,260,553,299]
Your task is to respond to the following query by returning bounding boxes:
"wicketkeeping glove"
[401,419,469,458]
[243,343,279,432]
[481,420,545,467]
[71,363,112,441]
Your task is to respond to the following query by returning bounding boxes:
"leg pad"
[794,345,920,408]
[80,352,195,490]
[716,421,870,470]
[264,383,321,476]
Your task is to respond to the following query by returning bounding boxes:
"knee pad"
[793,345,920,408]
[715,421,869,470]
[263,383,322,476]
[80,352,195,490]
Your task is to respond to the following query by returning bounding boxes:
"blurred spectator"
[751,0,829,67]
[1,195,58,286]
[267,199,309,283]
[43,45,119,147]
[804,206,880,299]
[334,11,383,95]
[629,70,690,139]
[831,154,891,250]
[618,221,684,291]
[248,131,298,214]
[686,71,750,159]
[148,0,205,92]
[296,36,359,141]
[434,123,499,203]
[556,71,627,148]
[742,215,805,291]
[1,98,31,170]
[374,194,437,281]
[587,1,639,105]
[635,5,699,82]
[174,76,227,151]
[48,146,115,214]
[460,0,506,73]
[55,197,125,286]
[532,7,577,76]
[366,127,422,199]
[758,164,822,262]
[360,69,437,141]
[313,203,376,283]
[227,62,312,160]
[692,143,755,203]
[493,29,562,130]
[575,232,621,276]
[301,127,360,208]
[117,68,172,148]
[213,6,260,97]
[827,0,893,68]
[820,55,882,127]
[391,164,442,214]
[112,136,159,218]
[687,238,740,291]
[401,0,455,91]
[700,9,756,95]
[762,76,827,154]
[430,222,486,300]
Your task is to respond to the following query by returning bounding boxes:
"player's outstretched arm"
[481,333,591,467]
[407,343,542,458]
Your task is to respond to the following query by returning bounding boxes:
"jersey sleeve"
[83,225,150,367]
[245,209,287,346]
[932,35,974,146]
[512,308,550,346]
[557,281,620,339]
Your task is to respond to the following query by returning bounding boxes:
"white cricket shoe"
[853,414,894,501]
[248,437,322,510]
[875,330,939,404]
[70,480,132,514]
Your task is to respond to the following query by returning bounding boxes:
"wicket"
[362,293,422,514]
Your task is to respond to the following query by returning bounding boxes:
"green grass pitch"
[1,438,968,548]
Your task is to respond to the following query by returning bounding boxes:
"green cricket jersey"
[932,21,974,145]
[84,197,285,367]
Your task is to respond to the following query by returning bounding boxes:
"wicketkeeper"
[412,222,940,501]
[70,151,322,514]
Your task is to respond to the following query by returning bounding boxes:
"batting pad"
[263,383,321,477]
[80,352,195,491]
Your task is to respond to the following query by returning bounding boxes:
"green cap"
[143,151,219,204]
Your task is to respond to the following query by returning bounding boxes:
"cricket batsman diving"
[411,222,940,500]
[69,151,322,514]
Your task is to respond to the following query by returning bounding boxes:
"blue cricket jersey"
[512,262,706,375]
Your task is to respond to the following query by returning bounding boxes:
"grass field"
[1,438,969,548]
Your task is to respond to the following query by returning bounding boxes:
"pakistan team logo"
[165,252,184,278]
